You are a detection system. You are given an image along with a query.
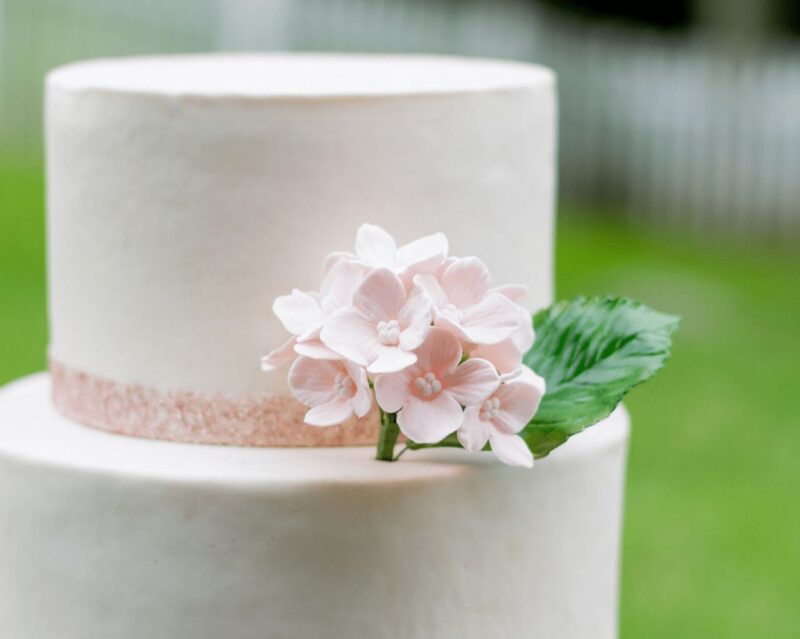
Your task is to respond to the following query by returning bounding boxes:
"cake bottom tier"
[0,374,629,639]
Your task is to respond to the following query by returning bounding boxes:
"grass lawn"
[558,213,800,638]
[0,160,46,379]
[2,162,799,637]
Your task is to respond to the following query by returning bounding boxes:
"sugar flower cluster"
[262,224,545,467]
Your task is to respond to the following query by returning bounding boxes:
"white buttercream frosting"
[48,53,554,97]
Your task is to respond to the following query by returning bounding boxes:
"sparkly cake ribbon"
[49,359,380,447]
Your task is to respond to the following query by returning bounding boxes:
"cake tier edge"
[0,373,628,485]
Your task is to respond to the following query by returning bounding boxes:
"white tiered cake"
[0,55,628,638]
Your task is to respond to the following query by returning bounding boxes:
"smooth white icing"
[48,54,553,97]
[45,54,556,396]
[0,374,628,639]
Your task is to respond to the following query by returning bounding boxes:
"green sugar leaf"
[521,296,679,458]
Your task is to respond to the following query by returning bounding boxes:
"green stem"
[376,410,401,461]
[405,433,461,450]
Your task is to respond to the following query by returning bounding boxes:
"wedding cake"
[0,55,629,639]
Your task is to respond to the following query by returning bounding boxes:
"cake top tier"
[47,53,556,420]
[47,53,554,99]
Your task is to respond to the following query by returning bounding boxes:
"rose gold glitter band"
[50,359,380,447]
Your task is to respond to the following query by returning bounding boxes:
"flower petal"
[295,324,322,343]
[273,289,326,337]
[345,361,373,418]
[353,267,407,322]
[399,255,448,290]
[397,393,464,444]
[414,327,462,375]
[488,430,534,468]
[434,257,457,278]
[396,232,448,270]
[499,369,523,383]
[320,259,368,314]
[510,305,535,353]
[374,371,411,413]
[322,251,353,274]
[304,399,354,427]
[432,313,474,344]
[515,365,547,395]
[399,324,430,353]
[412,273,449,310]
[320,307,379,366]
[470,338,523,375]
[493,283,528,304]
[355,223,397,267]
[491,378,544,435]
[368,348,417,374]
[456,292,520,345]
[261,337,298,371]
[440,257,491,308]
[293,339,342,360]
[457,406,491,451]
[398,293,432,351]
[442,358,500,406]
[288,357,341,406]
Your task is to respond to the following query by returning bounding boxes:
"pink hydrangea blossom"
[321,267,432,374]
[470,287,535,375]
[288,357,372,426]
[261,336,301,372]
[493,284,536,356]
[468,338,524,377]
[457,369,545,468]
[325,223,448,286]
[261,260,366,371]
[374,328,500,443]
[492,284,528,303]
[414,257,521,346]
[263,223,546,469]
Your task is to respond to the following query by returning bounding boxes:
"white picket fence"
[1,0,798,238]
[535,19,800,238]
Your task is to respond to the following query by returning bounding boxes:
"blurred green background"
[2,159,798,638]
[2,0,800,637]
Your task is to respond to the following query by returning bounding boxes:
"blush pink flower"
[261,260,366,371]
[326,223,448,286]
[288,357,372,426]
[470,288,535,375]
[457,369,546,468]
[374,328,500,443]
[493,284,536,354]
[261,336,301,372]
[321,267,432,374]
[414,257,520,346]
